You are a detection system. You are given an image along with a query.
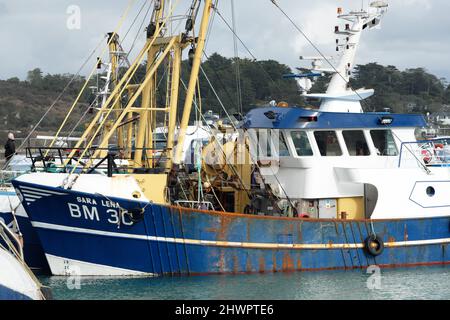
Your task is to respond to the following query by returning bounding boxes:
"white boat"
[0,221,49,300]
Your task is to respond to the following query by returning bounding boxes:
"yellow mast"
[173,0,213,165]
[63,0,214,205]
[134,1,165,168]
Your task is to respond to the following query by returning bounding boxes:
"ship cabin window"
[291,131,313,156]
[370,130,398,156]
[343,130,370,156]
[255,130,272,157]
[273,131,290,157]
[314,131,342,156]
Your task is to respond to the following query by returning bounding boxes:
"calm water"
[39,266,450,300]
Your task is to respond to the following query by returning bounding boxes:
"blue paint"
[0,212,50,274]
[242,107,427,130]
[283,73,322,79]
[12,180,450,275]
[0,284,33,300]
[0,191,16,196]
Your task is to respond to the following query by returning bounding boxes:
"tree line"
[1,54,449,134]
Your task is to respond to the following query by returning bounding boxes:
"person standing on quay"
[4,132,16,162]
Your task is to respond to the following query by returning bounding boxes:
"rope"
[205,175,226,212]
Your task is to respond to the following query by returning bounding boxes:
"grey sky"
[0,0,449,82]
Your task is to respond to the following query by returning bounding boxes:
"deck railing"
[24,146,169,176]
[398,138,450,168]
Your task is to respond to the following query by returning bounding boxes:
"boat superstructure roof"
[243,106,427,130]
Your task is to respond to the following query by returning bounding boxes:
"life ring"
[364,234,384,256]
[421,149,432,164]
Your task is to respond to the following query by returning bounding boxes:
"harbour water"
[39,266,450,300]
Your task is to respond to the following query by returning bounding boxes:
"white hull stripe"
[22,194,42,199]
[32,222,450,250]
[19,186,66,196]
[24,198,36,203]
[20,190,51,197]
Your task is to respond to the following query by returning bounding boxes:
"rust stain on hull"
[259,255,265,273]
[282,253,294,271]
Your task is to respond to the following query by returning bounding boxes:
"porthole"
[426,186,435,197]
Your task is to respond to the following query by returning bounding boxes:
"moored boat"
[12,0,450,276]
[0,220,50,299]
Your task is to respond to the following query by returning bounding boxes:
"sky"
[0,0,449,82]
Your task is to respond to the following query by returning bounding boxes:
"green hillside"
[1,54,449,138]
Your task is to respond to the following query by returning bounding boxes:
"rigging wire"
[66,0,182,178]
[230,0,243,116]
[269,0,431,174]
[204,0,219,49]
[45,0,137,157]
[179,77,253,201]
[1,35,107,171]
[211,4,285,99]
[202,50,240,118]
[121,0,151,44]
[269,0,364,102]
[19,0,151,160]
[199,63,298,213]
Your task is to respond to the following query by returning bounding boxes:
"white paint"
[45,254,155,277]
[33,221,450,251]
[0,248,42,300]
[14,172,148,203]
[302,5,388,113]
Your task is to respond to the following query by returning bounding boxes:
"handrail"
[398,139,450,168]
[0,220,24,261]
[24,146,170,174]
[175,200,215,210]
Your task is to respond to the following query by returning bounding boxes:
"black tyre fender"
[364,234,384,256]
[126,208,145,223]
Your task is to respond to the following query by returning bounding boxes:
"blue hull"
[12,180,450,275]
[0,212,50,274]
[0,284,33,300]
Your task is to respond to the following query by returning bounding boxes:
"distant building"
[430,111,450,126]
[406,102,417,113]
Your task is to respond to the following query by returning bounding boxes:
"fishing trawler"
[11,1,450,276]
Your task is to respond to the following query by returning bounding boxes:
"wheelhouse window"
[291,131,313,156]
[370,130,398,156]
[273,131,290,157]
[314,131,342,156]
[255,130,272,158]
[343,130,370,156]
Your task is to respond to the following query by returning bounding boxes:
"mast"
[173,0,213,165]
[304,1,388,113]
[133,0,166,168]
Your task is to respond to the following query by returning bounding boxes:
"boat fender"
[364,234,384,256]
[421,149,432,164]
[126,208,145,223]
